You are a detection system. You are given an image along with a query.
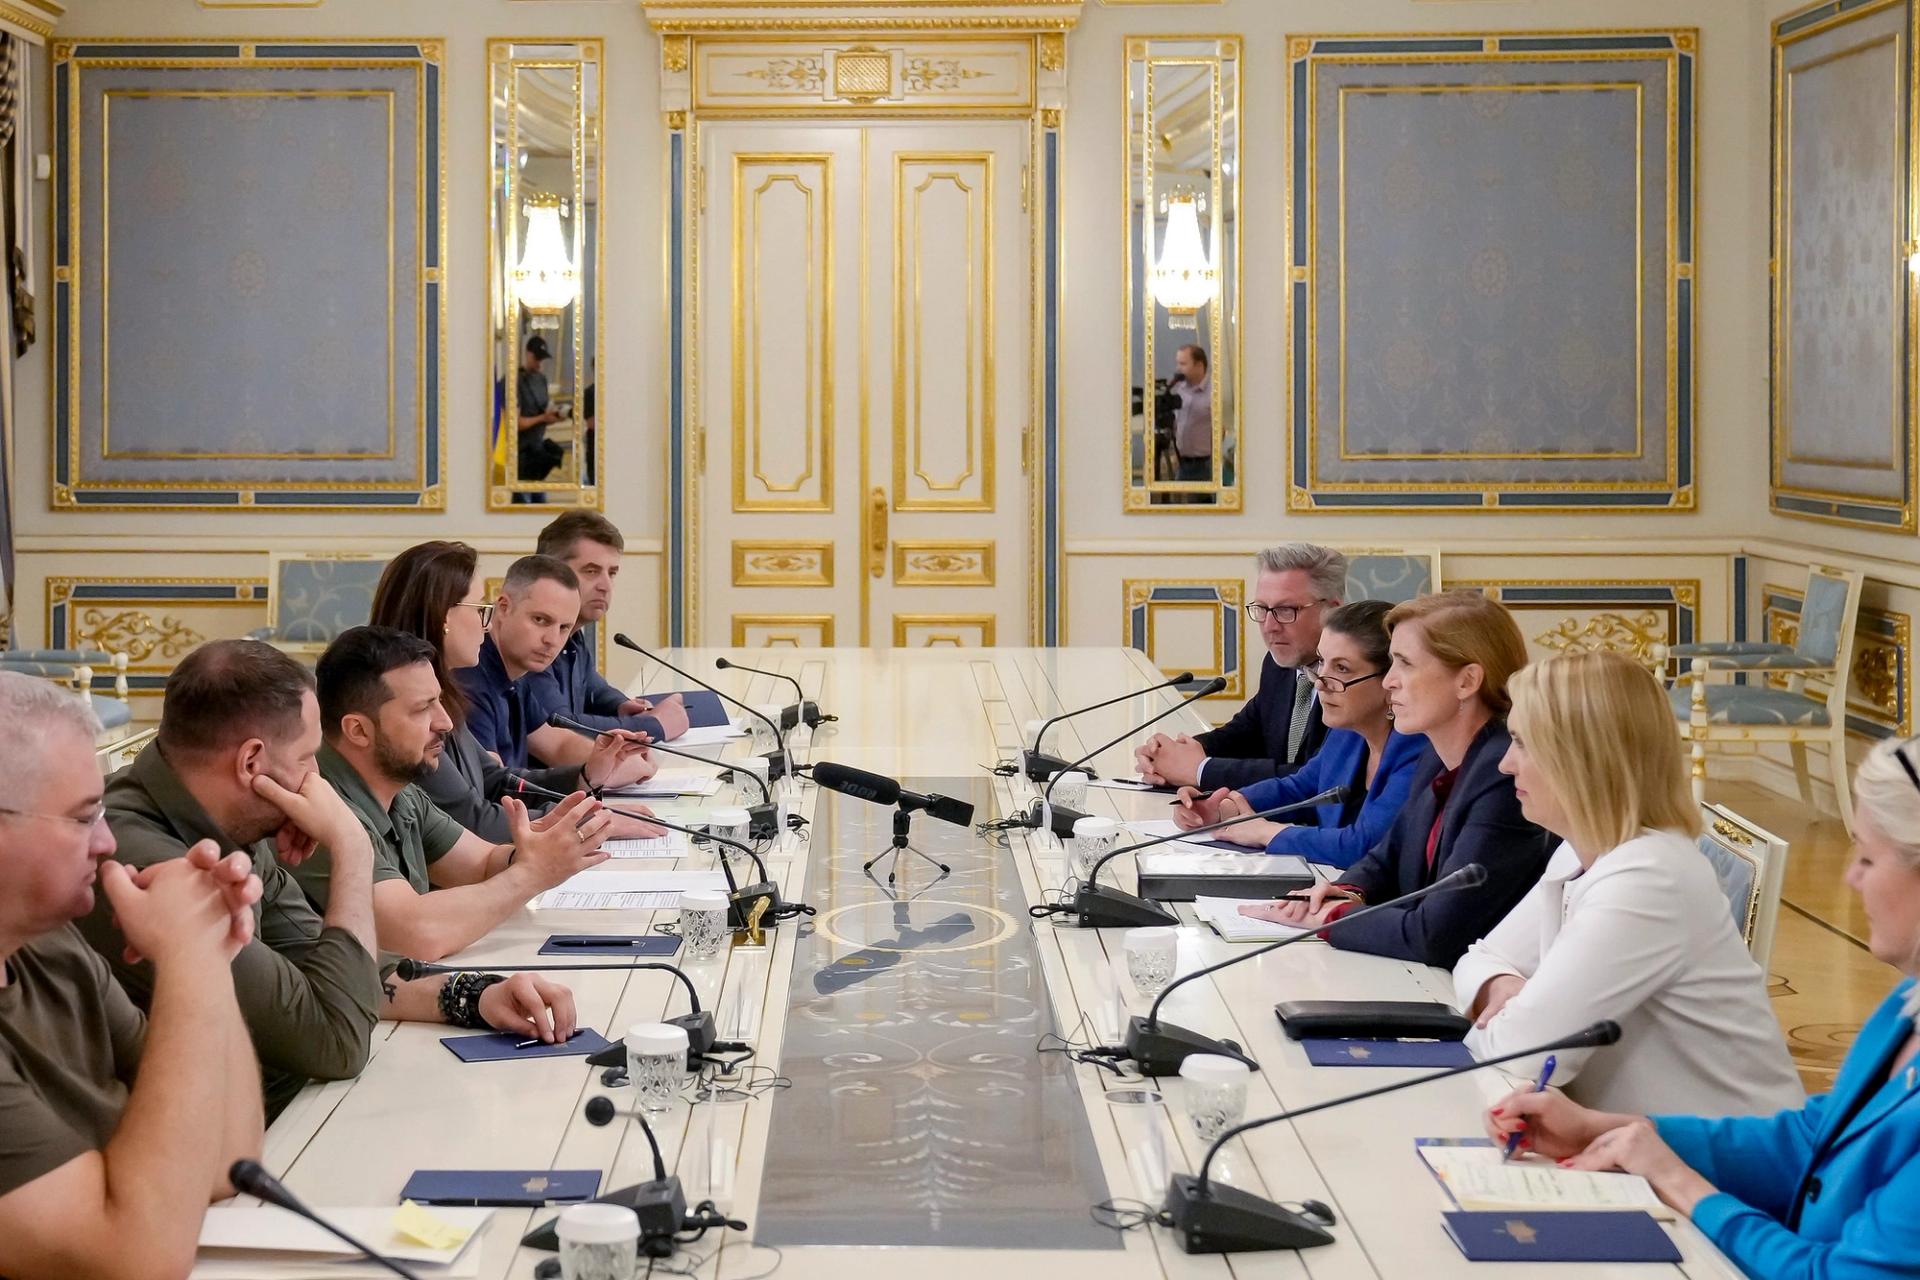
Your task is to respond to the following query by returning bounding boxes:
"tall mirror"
[1125,37,1240,512]
[489,39,603,509]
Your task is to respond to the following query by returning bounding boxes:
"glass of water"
[557,1203,639,1280]
[1071,815,1121,880]
[625,1022,690,1115]
[750,703,784,755]
[1179,1053,1251,1140]
[707,805,751,855]
[1123,926,1179,996]
[678,888,730,960]
[1047,768,1091,810]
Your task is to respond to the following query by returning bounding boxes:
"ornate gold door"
[699,120,1031,647]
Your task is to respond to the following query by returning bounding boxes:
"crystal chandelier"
[511,193,580,317]
[1150,189,1217,331]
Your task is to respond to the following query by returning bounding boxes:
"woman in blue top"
[1171,600,1425,870]
[1486,735,1920,1280]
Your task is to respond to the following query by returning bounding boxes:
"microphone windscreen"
[613,632,642,653]
[1200,676,1228,695]
[811,761,903,807]
[1173,671,1195,684]
[583,1095,618,1126]
[715,657,732,669]
[1578,1020,1623,1047]
[1448,862,1491,888]
[395,957,426,981]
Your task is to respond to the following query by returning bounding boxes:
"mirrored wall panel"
[488,39,603,509]
[1125,36,1241,512]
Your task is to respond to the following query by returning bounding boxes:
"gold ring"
[575,827,587,843]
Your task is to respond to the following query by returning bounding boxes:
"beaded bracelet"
[436,971,508,1029]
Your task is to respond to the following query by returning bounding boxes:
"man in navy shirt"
[522,512,689,771]
[455,555,583,771]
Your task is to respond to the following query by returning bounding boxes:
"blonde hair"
[1384,590,1530,716]
[1853,739,1920,874]
[1507,652,1702,852]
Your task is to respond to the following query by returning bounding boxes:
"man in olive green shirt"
[0,672,264,1280]
[294,627,613,1037]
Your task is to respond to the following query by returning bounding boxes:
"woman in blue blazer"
[1172,601,1425,869]
[1486,735,1920,1280]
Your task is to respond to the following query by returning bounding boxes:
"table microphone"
[811,761,975,826]
[521,1097,687,1256]
[395,957,716,1064]
[715,656,829,730]
[228,1159,426,1280]
[503,776,803,927]
[1163,1020,1623,1254]
[614,634,789,780]
[1023,670,1194,782]
[1040,676,1227,811]
[1070,786,1348,929]
[1123,863,1489,1075]
[544,711,780,840]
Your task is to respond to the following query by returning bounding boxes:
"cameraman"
[1170,344,1212,482]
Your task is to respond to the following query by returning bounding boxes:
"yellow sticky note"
[393,1200,472,1252]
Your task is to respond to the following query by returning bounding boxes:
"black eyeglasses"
[1896,740,1920,795]
[1246,600,1323,626]
[455,601,496,627]
[1306,661,1384,694]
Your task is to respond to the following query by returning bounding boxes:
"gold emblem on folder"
[1497,1219,1539,1246]
[522,1176,551,1195]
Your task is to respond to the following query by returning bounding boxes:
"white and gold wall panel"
[732,614,836,647]
[1770,0,1919,530]
[695,39,1034,116]
[892,151,995,512]
[1123,577,1244,701]
[892,613,997,647]
[893,540,995,587]
[44,575,268,715]
[731,151,836,514]
[732,540,834,587]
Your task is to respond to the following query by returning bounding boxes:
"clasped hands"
[1134,731,1207,787]
[101,839,263,969]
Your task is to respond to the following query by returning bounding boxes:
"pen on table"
[514,1029,584,1050]
[548,937,647,948]
[1503,1054,1557,1161]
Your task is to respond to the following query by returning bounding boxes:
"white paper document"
[534,866,728,910]
[1086,775,1164,793]
[1192,895,1316,942]
[601,833,690,860]
[673,721,750,747]
[607,766,723,798]
[194,1205,491,1276]
[1416,1141,1669,1216]
[1124,818,1248,846]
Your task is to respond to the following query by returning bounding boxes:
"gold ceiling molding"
[640,1,1083,34]
[0,0,61,40]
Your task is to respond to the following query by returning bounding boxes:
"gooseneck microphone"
[504,775,806,926]
[545,711,779,840]
[1023,671,1195,782]
[614,634,790,780]
[522,1097,688,1256]
[229,1160,425,1280]
[1123,863,1490,1075]
[715,656,829,730]
[811,761,976,827]
[1041,676,1228,809]
[1163,1021,1624,1254]
[1067,786,1348,929]
[395,957,715,1064]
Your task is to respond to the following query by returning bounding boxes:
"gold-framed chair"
[0,648,135,744]
[1695,801,1789,968]
[1666,563,1864,834]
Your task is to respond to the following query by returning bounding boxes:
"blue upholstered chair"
[248,554,391,659]
[1342,551,1440,604]
[1667,564,1863,833]
[0,648,136,741]
[1695,801,1788,968]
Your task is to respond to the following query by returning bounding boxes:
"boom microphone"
[1041,677,1227,809]
[1023,671,1194,782]
[811,761,975,827]
[228,1160,424,1280]
[715,656,829,730]
[522,1098,687,1256]
[614,634,789,780]
[544,710,780,840]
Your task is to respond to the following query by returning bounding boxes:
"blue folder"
[538,934,681,958]
[1442,1210,1680,1262]
[440,1028,613,1063]
[637,688,730,728]
[400,1168,602,1207]
[1301,1038,1475,1068]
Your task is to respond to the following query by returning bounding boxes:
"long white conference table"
[260,648,1745,1280]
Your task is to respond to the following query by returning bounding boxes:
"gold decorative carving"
[1710,818,1755,846]
[1041,106,1061,128]
[1038,33,1066,72]
[661,34,690,73]
[1854,644,1900,718]
[894,540,995,587]
[902,56,991,92]
[732,540,834,587]
[892,613,997,648]
[1531,611,1667,665]
[75,610,207,664]
[834,48,893,101]
[666,109,687,130]
[743,56,823,92]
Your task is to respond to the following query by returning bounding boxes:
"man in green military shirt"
[91,640,586,1115]
[295,628,611,1037]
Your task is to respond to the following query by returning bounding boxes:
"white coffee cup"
[557,1202,640,1280]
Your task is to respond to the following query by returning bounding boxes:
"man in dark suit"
[1135,543,1346,790]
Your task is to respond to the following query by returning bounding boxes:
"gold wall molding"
[73,609,206,664]
[0,0,60,39]
[731,539,835,586]
[893,613,996,646]
[894,539,995,586]
[731,613,836,646]
[1122,577,1244,699]
[1531,610,1667,667]
[697,39,1034,113]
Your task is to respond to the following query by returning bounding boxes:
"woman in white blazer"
[1453,651,1803,1119]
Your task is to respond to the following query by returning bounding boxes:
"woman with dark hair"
[1173,600,1424,869]
[370,541,660,841]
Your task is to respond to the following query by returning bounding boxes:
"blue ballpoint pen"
[1503,1054,1556,1161]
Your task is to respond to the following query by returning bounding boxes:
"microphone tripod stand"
[863,804,952,885]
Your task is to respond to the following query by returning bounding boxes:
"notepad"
[1415,1139,1670,1217]
[606,767,723,799]
[1192,895,1316,942]
[1302,1038,1475,1068]
[440,1028,613,1063]
[533,866,728,910]
[400,1169,602,1207]
[600,833,689,859]
[196,1205,492,1269]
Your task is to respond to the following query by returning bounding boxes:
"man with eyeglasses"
[1136,542,1346,790]
[0,671,264,1280]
